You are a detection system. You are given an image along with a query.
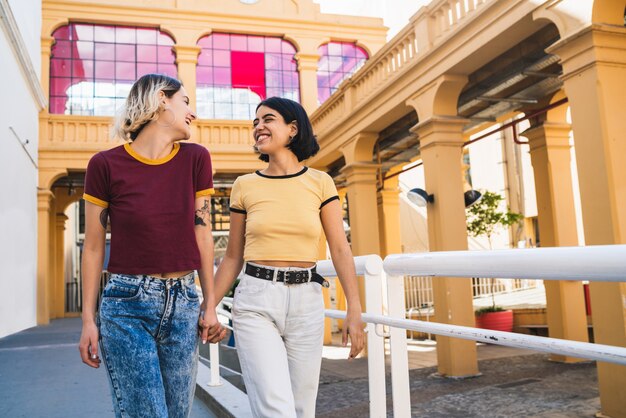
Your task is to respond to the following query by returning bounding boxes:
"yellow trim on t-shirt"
[83,193,109,208]
[123,142,180,165]
[195,188,215,198]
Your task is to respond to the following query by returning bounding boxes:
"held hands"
[199,303,227,344]
[343,309,365,360]
[79,320,101,368]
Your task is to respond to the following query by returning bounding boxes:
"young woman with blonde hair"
[79,73,225,418]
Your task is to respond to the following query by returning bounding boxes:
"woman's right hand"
[79,320,101,368]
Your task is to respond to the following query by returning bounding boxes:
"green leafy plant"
[466,190,523,312]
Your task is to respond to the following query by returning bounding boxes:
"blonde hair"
[113,74,182,140]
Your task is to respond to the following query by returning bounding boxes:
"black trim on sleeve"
[229,207,247,214]
[319,195,340,209]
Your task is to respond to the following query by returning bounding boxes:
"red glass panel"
[75,60,94,78]
[50,59,70,77]
[341,43,357,57]
[137,62,157,77]
[74,24,93,41]
[50,77,72,96]
[158,32,174,46]
[318,44,328,55]
[212,33,230,50]
[137,45,157,62]
[248,36,264,52]
[116,44,135,62]
[95,61,115,79]
[116,27,136,44]
[197,50,213,66]
[265,37,281,53]
[158,64,177,77]
[52,40,72,59]
[327,42,342,56]
[282,56,296,71]
[265,53,281,71]
[213,50,230,67]
[116,62,136,80]
[94,26,115,43]
[197,36,212,48]
[136,28,157,45]
[53,26,70,40]
[214,67,231,85]
[197,67,213,84]
[232,51,265,99]
[95,43,115,61]
[75,41,94,60]
[231,35,247,51]
[265,71,280,88]
[49,96,68,114]
[356,46,368,59]
[281,41,296,54]
[157,45,174,63]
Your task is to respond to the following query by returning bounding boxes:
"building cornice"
[0,0,47,110]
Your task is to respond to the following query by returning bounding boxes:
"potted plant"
[466,191,523,332]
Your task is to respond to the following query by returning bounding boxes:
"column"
[548,24,626,417]
[54,214,68,318]
[524,122,589,362]
[173,45,202,112]
[413,116,479,377]
[378,167,402,258]
[37,190,54,324]
[295,53,320,115]
[340,162,381,309]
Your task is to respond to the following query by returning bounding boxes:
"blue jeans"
[99,273,200,418]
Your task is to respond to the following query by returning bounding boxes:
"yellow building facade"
[38,0,626,416]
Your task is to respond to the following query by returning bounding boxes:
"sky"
[313,0,432,40]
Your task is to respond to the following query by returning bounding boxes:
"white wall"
[0,0,42,338]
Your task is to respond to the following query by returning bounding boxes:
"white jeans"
[233,270,325,418]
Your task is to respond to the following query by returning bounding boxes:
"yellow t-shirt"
[229,167,339,262]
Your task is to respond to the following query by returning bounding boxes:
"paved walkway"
[0,318,215,418]
[316,337,599,417]
[1,319,601,417]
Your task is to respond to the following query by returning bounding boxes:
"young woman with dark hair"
[78,73,226,418]
[211,97,364,418]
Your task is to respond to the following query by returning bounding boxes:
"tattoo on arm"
[99,209,109,229]
[195,199,210,227]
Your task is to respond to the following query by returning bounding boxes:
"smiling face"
[253,105,297,157]
[160,86,197,140]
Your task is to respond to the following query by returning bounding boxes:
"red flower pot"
[475,310,514,332]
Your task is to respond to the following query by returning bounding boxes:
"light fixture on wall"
[407,188,434,207]
[407,188,482,208]
[464,189,482,207]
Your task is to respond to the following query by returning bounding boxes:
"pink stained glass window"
[50,23,176,116]
[196,33,300,120]
[317,41,368,105]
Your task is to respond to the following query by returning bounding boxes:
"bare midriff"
[149,270,195,279]
[251,260,316,269]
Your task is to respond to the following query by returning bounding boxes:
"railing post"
[363,255,387,418]
[386,274,411,417]
[208,343,222,386]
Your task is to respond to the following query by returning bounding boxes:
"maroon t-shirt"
[83,142,214,274]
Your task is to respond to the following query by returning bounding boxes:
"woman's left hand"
[343,309,365,359]
[199,304,227,344]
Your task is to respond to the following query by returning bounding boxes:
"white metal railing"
[205,245,626,418]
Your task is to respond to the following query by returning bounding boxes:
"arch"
[40,169,69,191]
[405,74,468,122]
[545,90,569,123]
[44,18,69,37]
[592,0,625,25]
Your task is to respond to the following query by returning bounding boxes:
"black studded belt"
[244,263,329,288]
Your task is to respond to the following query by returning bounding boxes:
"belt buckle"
[284,271,307,285]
